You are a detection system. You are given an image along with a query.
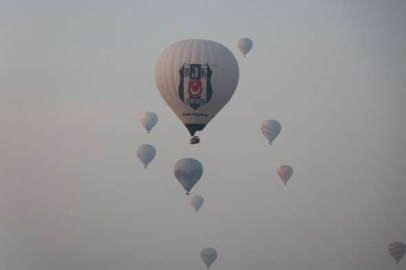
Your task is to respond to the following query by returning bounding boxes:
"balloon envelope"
[136,144,156,168]
[155,39,239,141]
[139,112,158,133]
[237,38,253,57]
[261,120,282,144]
[389,242,406,264]
[190,195,204,212]
[174,158,203,195]
[201,248,217,269]
[277,165,293,185]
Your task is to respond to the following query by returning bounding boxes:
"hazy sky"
[1,1,406,270]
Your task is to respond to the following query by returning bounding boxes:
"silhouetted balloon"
[277,165,293,185]
[136,144,156,168]
[261,120,281,145]
[155,39,239,144]
[201,248,217,269]
[237,38,253,57]
[174,158,203,195]
[139,112,158,133]
[190,195,204,212]
[389,242,406,264]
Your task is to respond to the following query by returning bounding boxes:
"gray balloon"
[237,37,253,57]
[261,120,282,145]
[201,248,217,269]
[389,242,406,264]
[136,144,156,168]
[139,112,158,133]
[190,195,204,212]
[174,158,203,195]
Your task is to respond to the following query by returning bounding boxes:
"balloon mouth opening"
[185,123,205,136]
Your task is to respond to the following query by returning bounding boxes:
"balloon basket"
[190,136,200,144]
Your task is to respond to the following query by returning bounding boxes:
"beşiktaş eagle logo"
[178,64,213,110]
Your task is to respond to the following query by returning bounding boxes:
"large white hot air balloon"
[201,248,217,269]
[261,120,282,145]
[190,195,204,212]
[139,112,158,133]
[136,144,156,168]
[237,37,253,57]
[174,158,203,195]
[277,165,293,185]
[155,39,239,144]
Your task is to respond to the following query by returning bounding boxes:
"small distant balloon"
[136,144,156,168]
[174,158,203,195]
[190,195,204,212]
[237,38,253,57]
[261,120,281,145]
[201,248,217,269]
[278,165,293,185]
[139,112,158,133]
[388,242,406,264]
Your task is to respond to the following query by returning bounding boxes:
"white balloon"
[201,248,217,269]
[237,38,253,57]
[261,120,282,145]
[136,144,156,168]
[190,195,204,212]
[174,158,203,195]
[155,39,239,143]
[139,112,158,133]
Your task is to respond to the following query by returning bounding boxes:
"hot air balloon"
[139,112,158,133]
[237,38,253,57]
[277,165,293,185]
[388,242,406,264]
[174,158,203,195]
[190,195,204,212]
[136,144,156,168]
[261,120,281,145]
[155,39,239,144]
[201,248,217,269]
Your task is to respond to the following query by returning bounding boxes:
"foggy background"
[1,0,405,269]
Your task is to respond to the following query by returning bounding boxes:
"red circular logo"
[188,80,202,97]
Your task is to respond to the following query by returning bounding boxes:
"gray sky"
[1,0,406,269]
